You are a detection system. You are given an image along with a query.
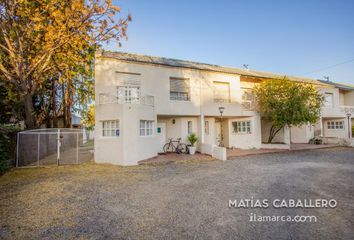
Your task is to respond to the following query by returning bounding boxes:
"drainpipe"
[347,113,352,139]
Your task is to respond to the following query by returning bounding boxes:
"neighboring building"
[94,51,354,166]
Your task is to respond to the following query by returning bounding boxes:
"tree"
[0,0,131,128]
[81,104,95,130]
[253,78,324,143]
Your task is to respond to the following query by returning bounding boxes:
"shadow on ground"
[1,147,354,239]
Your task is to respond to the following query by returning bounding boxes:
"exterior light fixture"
[218,107,225,116]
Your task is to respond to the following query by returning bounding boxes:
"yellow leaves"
[111,5,121,12]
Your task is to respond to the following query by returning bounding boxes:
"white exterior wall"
[292,85,354,141]
[322,118,348,139]
[290,125,314,143]
[95,56,262,165]
[94,53,354,165]
[227,116,262,149]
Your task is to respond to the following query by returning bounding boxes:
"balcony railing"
[98,92,154,106]
[340,105,354,114]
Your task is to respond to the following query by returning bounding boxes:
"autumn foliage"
[0,0,131,128]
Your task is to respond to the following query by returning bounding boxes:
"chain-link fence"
[16,128,94,167]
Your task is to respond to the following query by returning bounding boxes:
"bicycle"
[163,138,188,154]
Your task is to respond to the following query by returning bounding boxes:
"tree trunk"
[267,125,283,143]
[63,80,72,128]
[23,93,35,129]
[52,80,58,128]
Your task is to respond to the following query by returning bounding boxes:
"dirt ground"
[1,147,354,239]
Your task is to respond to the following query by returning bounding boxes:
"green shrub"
[187,133,198,147]
[0,124,19,174]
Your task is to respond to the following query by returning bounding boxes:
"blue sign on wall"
[116,129,120,136]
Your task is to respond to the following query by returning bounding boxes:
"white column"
[198,115,205,153]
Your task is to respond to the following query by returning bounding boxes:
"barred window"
[232,121,251,134]
[140,120,154,136]
[327,121,344,129]
[102,120,119,137]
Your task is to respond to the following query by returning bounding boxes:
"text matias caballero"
[229,198,337,208]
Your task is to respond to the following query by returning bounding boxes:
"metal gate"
[16,128,94,167]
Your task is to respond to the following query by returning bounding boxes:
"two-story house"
[94,51,354,166]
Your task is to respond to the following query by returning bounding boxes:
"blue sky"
[107,0,354,84]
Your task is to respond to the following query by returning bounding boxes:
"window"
[188,121,192,134]
[170,77,190,101]
[117,86,140,104]
[241,88,254,110]
[102,120,119,137]
[204,121,209,135]
[232,121,251,134]
[327,121,344,130]
[213,81,230,103]
[324,93,334,107]
[140,120,154,136]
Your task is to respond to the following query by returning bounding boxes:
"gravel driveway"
[1,147,353,239]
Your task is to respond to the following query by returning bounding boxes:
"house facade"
[94,51,354,166]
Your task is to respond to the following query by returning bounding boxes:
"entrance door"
[157,122,166,152]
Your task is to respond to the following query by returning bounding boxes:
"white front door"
[157,122,166,152]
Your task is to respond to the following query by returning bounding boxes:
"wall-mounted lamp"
[172,119,176,124]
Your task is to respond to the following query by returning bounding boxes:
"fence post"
[37,134,40,167]
[16,132,19,168]
[57,129,60,166]
[76,132,79,164]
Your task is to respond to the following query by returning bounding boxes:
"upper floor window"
[327,121,344,130]
[232,121,251,134]
[102,120,119,137]
[324,93,334,107]
[213,81,230,103]
[117,86,140,104]
[241,88,254,110]
[140,120,154,136]
[115,71,141,104]
[170,77,190,101]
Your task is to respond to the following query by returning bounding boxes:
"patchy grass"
[1,148,354,239]
[0,163,148,239]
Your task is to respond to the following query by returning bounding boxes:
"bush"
[0,124,19,174]
[187,133,198,147]
[309,136,323,145]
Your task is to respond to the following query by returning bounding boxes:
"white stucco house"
[94,51,354,166]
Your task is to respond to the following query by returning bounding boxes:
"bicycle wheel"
[177,143,188,154]
[163,143,175,153]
